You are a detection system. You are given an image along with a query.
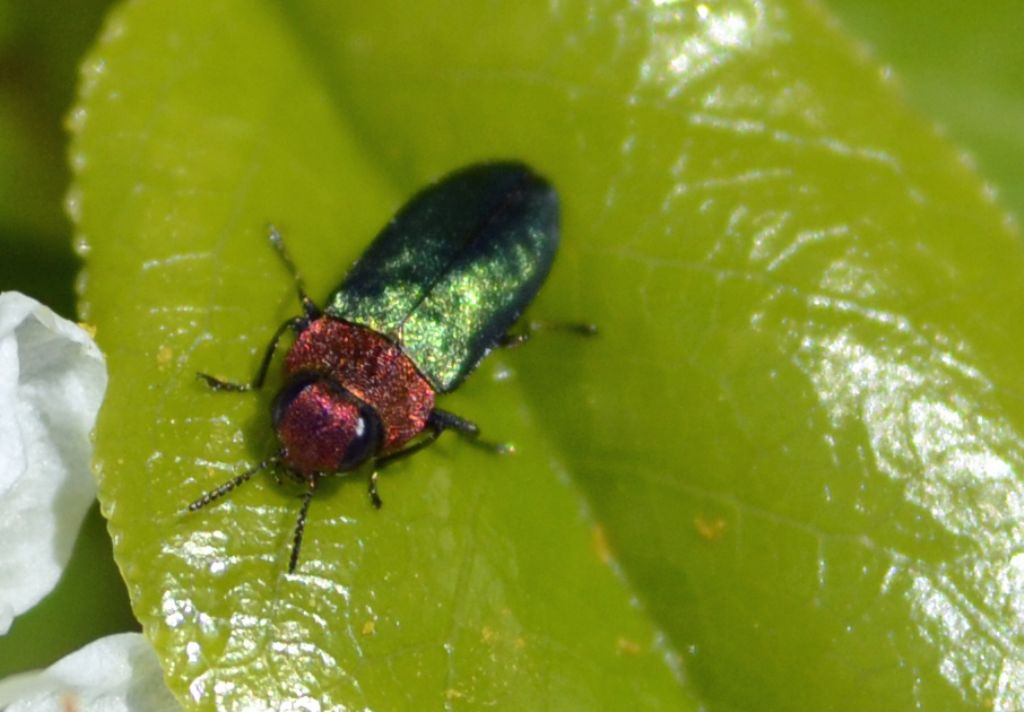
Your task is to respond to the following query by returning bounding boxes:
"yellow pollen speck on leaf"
[694,515,728,541]
[156,343,173,369]
[592,524,612,564]
[616,637,642,655]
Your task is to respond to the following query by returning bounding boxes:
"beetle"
[188,162,591,572]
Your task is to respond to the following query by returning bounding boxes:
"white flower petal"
[0,292,107,634]
[0,632,180,711]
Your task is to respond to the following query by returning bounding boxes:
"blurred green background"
[0,0,137,679]
[1,0,1022,697]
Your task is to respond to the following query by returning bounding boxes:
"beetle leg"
[367,410,514,508]
[198,315,307,391]
[199,226,326,393]
[268,225,321,320]
[369,427,444,508]
[368,471,382,509]
[496,331,530,348]
[429,409,479,435]
[376,428,444,468]
[497,319,598,349]
[430,409,514,454]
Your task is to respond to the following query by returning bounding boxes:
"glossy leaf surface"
[71,0,1024,709]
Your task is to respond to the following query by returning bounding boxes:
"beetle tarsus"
[560,321,598,336]
[430,409,512,454]
[497,332,531,348]
[197,372,252,391]
[498,319,597,349]
[369,471,383,509]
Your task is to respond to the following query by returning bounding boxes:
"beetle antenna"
[268,224,320,319]
[188,454,280,511]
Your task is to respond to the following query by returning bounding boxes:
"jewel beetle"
[189,161,591,573]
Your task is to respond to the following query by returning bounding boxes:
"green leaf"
[829,0,1024,213]
[71,0,1024,709]
[72,1,692,708]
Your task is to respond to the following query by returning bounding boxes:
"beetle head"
[271,373,382,475]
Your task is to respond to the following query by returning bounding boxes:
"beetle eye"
[340,403,382,470]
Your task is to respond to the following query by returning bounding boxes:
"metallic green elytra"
[192,161,572,573]
[327,161,559,391]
